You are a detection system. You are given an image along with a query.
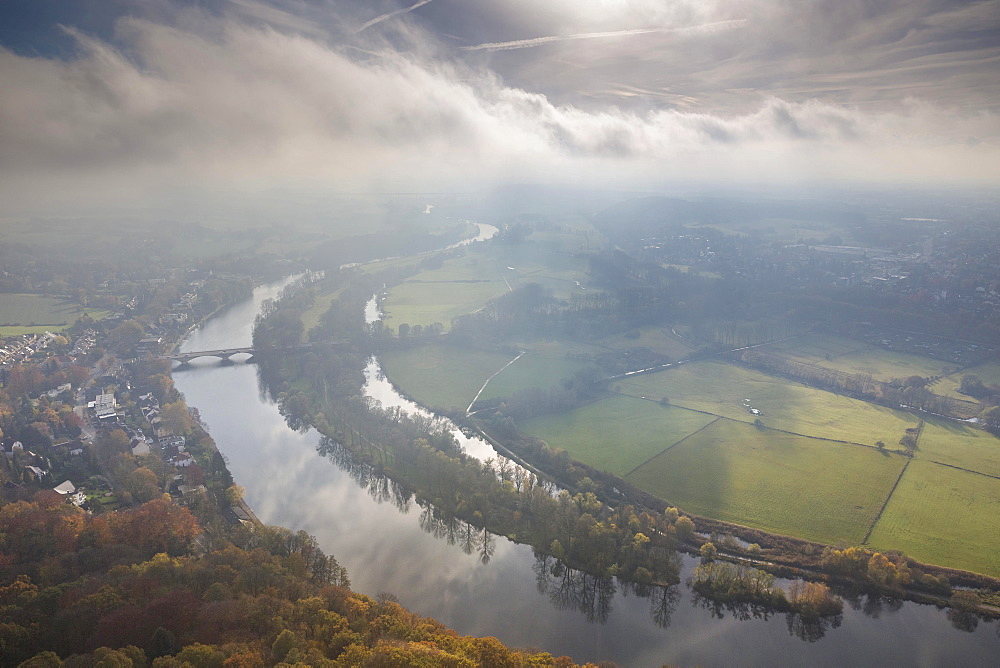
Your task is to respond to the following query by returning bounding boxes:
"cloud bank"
[0,9,996,215]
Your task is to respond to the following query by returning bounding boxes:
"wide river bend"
[173,277,1000,666]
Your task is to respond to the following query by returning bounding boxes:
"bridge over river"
[164,342,320,365]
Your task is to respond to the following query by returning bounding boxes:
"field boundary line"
[624,417,720,477]
[466,352,525,415]
[616,389,898,453]
[863,458,911,545]
[925,459,1000,481]
[614,391,722,420]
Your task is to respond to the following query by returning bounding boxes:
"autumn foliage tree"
[0,494,584,667]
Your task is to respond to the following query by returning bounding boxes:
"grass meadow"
[625,419,907,545]
[521,395,716,476]
[381,229,592,330]
[0,294,109,334]
[300,282,344,336]
[382,278,511,331]
[933,359,1000,400]
[596,326,695,360]
[379,346,515,412]
[476,354,595,402]
[914,419,1000,478]
[868,460,1000,578]
[759,333,957,381]
[376,233,1000,576]
[616,360,919,446]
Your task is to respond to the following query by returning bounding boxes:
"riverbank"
[174,274,1000,665]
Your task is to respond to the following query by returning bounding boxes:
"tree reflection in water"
[843,591,904,619]
[317,435,865,643]
[947,608,980,633]
[317,436,413,514]
[533,553,682,626]
[785,611,844,642]
[618,579,681,629]
[690,592,777,623]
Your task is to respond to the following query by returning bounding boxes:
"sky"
[0,0,998,215]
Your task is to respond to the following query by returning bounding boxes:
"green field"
[517,339,607,358]
[381,250,511,330]
[383,279,510,330]
[373,227,1000,576]
[761,333,865,359]
[596,326,695,360]
[868,460,1000,577]
[759,333,957,382]
[300,282,344,337]
[933,360,1000,400]
[381,344,598,413]
[617,361,919,446]
[381,229,592,330]
[0,294,109,333]
[379,345,514,412]
[521,396,716,476]
[625,419,907,544]
[476,354,595,403]
[915,419,1000,478]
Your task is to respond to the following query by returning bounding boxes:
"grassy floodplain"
[382,270,510,333]
[379,345,514,412]
[381,344,598,413]
[0,294,109,334]
[933,359,1000,400]
[868,460,1000,577]
[616,360,919,446]
[300,282,344,337]
[915,419,1000,478]
[521,395,716,476]
[476,354,594,403]
[624,418,907,544]
[758,333,959,381]
[596,326,696,360]
[381,230,593,331]
[375,230,1000,577]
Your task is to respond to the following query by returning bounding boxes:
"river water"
[173,278,1000,666]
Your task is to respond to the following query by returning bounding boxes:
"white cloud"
[0,14,996,215]
[460,20,747,52]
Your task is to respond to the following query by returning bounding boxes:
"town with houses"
[0,261,260,528]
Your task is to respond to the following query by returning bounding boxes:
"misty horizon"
[0,0,998,218]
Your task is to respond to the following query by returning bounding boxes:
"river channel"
[173,278,1000,666]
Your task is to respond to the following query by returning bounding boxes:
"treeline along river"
[173,277,1000,666]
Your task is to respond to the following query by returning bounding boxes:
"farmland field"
[0,294,109,333]
[476,354,595,403]
[625,419,908,544]
[382,277,510,331]
[616,360,919,446]
[379,345,514,411]
[867,460,1000,578]
[760,333,865,360]
[521,395,717,476]
[933,359,1000,400]
[381,229,592,329]
[301,283,343,336]
[914,419,1000,478]
[596,326,695,360]
[758,333,957,381]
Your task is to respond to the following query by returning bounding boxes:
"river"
[173,278,1000,666]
